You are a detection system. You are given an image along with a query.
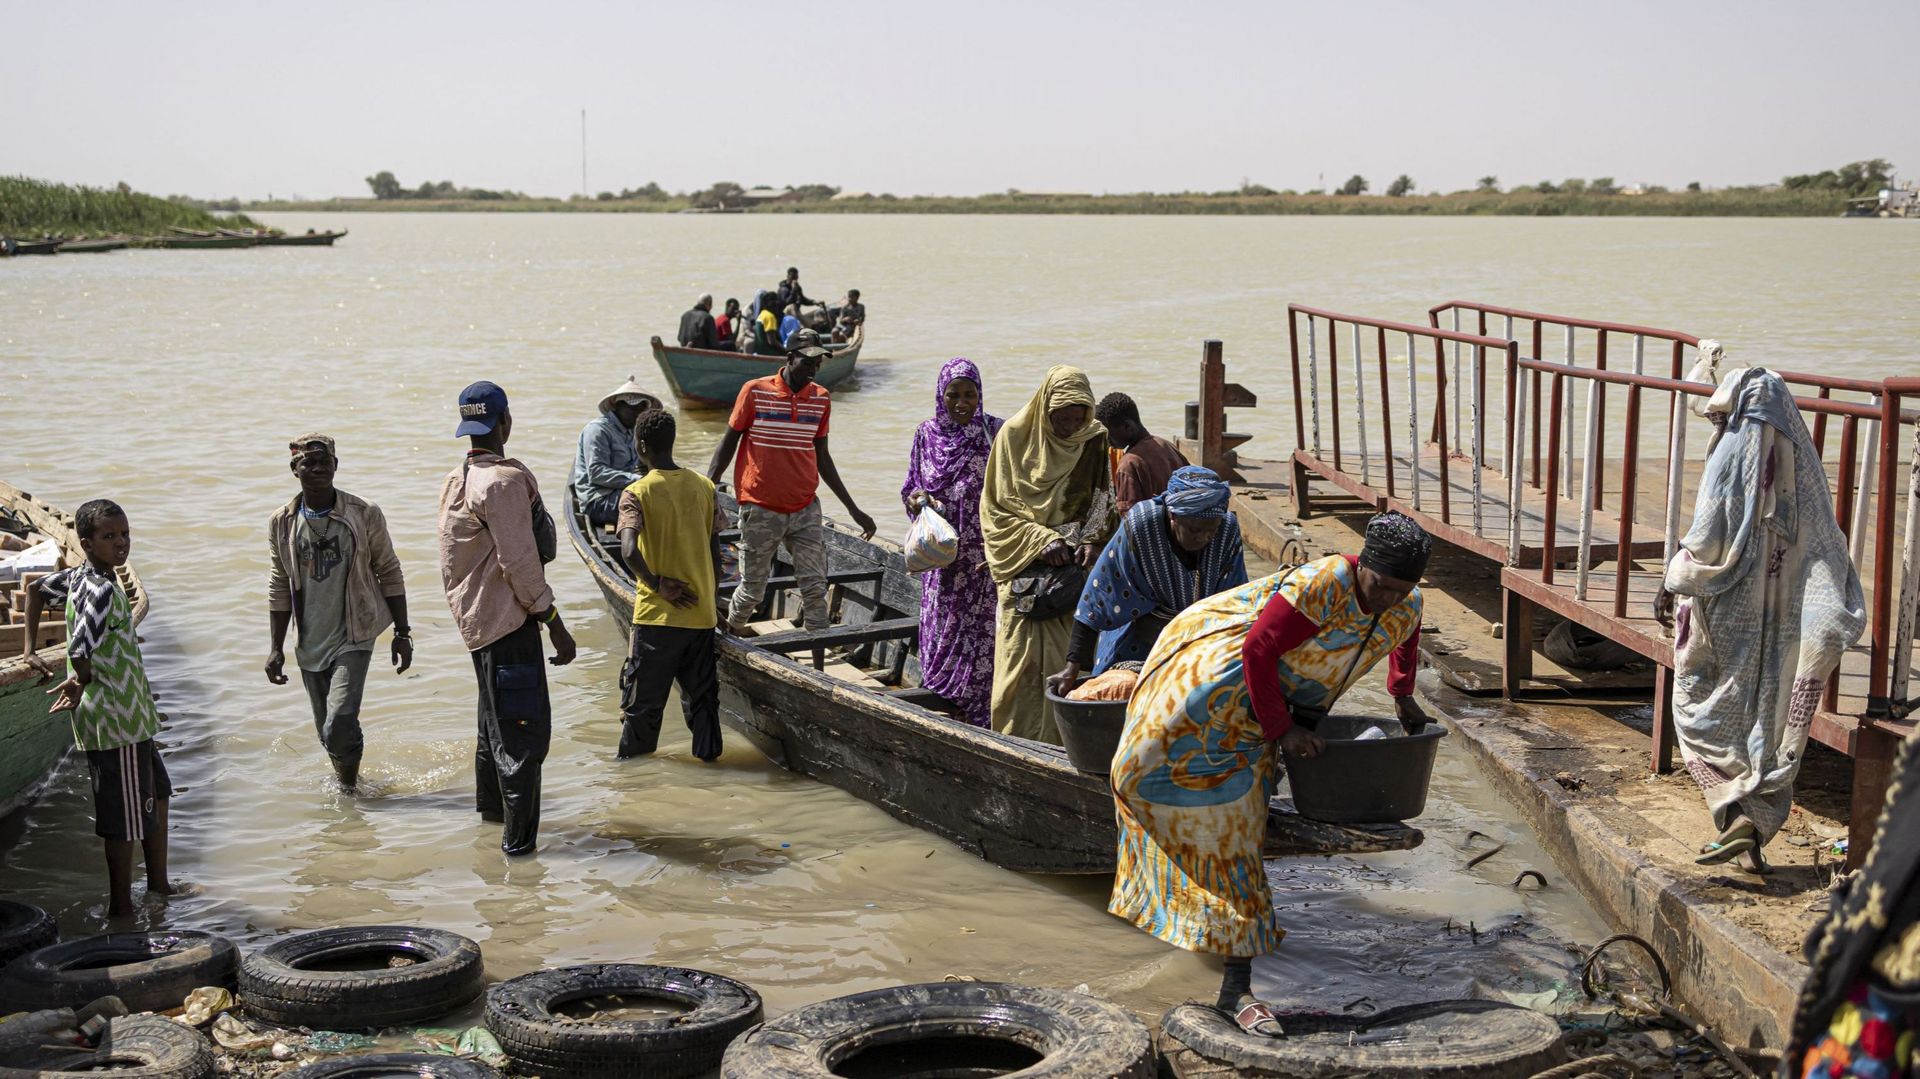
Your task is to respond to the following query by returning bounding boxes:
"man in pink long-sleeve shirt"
[438,380,575,856]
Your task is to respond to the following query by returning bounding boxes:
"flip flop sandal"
[1232,1000,1287,1038]
[1696,817,1756,855]
[1695,835,1758,865]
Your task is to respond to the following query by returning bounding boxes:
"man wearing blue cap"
[437,380,575,856]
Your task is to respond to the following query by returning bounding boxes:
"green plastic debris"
[458,1027,507,1067]
[305,1031,378,1054]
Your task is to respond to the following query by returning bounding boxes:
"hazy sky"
[7,1,1914,200]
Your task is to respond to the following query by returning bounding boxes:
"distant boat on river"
[650,324,863,410]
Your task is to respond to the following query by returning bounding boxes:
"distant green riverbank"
[247,188,1851,217]
[3,176,257,237]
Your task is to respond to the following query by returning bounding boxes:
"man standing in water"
[438,381,575,856]
[708,329,876,636]
[265,434,412,790]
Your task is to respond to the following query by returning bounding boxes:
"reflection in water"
[7,212,1891,1018]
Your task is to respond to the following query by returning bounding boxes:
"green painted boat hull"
[0,669,71,817]
[649,326,862,410]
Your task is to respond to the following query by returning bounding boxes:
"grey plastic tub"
[1045,680,1129,775]
[1281,714,1444,823]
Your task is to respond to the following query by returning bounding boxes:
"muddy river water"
[3,212,1912,1022]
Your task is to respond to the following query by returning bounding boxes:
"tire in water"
[238,926,484,1031]
[721,981,1155,1078]
[486,963,762,1079]
[0,1014,215,1079]
[1157,999,1567,1078]
[0,932,238,1015]
[0,900,57,968]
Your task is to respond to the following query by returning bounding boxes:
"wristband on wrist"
[539,607,560,624]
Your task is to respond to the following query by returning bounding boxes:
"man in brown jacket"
[266,434,412,790]
[438,381,575,856]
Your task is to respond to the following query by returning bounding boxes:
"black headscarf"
[1359,511,1432,582]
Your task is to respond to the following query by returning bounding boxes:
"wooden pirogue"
[566,484,1421,874]
[649,324,862,410]
[0,480,149,817]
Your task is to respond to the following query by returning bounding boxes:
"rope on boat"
[1511,869,1549,889]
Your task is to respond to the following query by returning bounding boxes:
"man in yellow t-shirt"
[615,409,728,760]
[753,297,783,355]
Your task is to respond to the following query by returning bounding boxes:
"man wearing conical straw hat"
[573,375,663,526]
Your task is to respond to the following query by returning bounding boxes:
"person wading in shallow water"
[438,381,575,857]
[265,434,412,791]
[24,500,181,916]
[1107,511,1431,1038]
[707,330,876,639]
[616,408,727,761]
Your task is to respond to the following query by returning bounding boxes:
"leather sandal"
[1232,999,1287,1038]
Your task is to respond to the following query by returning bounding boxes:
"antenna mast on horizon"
[580,109,588,198]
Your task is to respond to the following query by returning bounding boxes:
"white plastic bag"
[904,506,959,573]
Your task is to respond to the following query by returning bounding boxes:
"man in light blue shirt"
[572,376,663,525]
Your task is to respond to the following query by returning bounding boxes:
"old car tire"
[0,900,57,967]
[279,1053,503,1079]
[1157,999,1566,1078]
[0,1014,214,1079]
[239,926,484,1031]
[486,964,762,1079]
[0,932,238,1015]
[720,981,1154,1078]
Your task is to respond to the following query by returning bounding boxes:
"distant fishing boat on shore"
[5,238,64,256]
[259,229,347,246]
[0,481,149,818]
[57,237,130,253]
[650,324,863,410]
[150,234,258,249]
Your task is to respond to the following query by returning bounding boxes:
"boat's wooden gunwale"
[563,482,1420,873]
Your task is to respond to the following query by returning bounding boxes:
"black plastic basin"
[1282,714,1444,823]
[1045,680,1129,775]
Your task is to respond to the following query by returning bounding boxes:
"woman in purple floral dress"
[902,357,1003,727]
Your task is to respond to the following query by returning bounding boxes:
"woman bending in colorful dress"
[1108,511,1433,1037]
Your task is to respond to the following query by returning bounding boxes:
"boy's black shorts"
[85,740,172,841]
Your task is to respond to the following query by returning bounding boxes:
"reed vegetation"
[249,187,1850,217]
[1,176,259,237]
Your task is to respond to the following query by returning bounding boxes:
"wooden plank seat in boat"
[717,569,885,596]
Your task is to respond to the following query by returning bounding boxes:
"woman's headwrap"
[1360,510,1432,581]
[1161,466,1232,520]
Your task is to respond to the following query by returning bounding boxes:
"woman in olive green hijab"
[981,366,1116,742]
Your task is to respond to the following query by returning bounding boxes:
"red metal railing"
[1288,305,1517,532]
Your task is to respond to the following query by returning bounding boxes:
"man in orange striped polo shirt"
[707,330,877,635]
